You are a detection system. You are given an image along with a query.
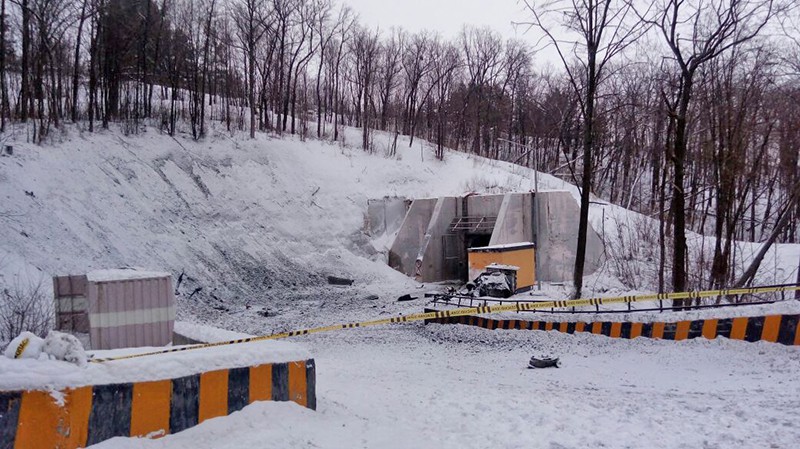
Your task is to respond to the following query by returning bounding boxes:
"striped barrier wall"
[0,359,316,449]
[423,311,800,346]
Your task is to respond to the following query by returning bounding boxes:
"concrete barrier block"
[0,358,316,448]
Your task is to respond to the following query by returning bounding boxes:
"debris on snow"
[528,356,560,369]
[42,331,88,367]
[327,275,355,286]
[3,331,45,360]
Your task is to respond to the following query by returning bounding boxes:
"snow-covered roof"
[86,268,171,283]
[486,263,520,271]
[470,242,535,251]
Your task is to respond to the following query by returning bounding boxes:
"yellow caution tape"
[91,283,800,363]
[14,338,30,359]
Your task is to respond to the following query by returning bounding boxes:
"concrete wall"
[388,198,437,276]
[365,197,409,237]
[385,191,605,284]
[489,193,533,246]
[465,194,504,217]
[425,314,800,346]
[535,191,603,282]
[0,359,316,448]
[416,197,458,282]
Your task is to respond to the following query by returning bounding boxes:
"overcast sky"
[343,0,568,66]
[344,0,534,41]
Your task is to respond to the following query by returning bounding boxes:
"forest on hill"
[1,0,798,296]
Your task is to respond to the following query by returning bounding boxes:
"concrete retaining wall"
[0,359,316,448]
[389,198,437,277]
[425,313,800,345]
[535,191,603,282]
[365,197,410,237]
[465,194,504,217]
[489,193,533,246]
[385,191,605,283]
[417,197,458,282]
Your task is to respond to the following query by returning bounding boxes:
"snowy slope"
[91,324,800,449]
[1,123,798,340]
[0,124,550,337]
[3,124,800,449]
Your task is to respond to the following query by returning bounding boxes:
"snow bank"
[173,320,254,343]
[89,325,800,449]
[86,268,171,282]
[2,332,45,359]
[0,338,310,392]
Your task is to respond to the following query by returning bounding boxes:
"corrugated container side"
[87,275,175,350]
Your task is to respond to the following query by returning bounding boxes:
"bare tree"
[637,0,777,304]
[525,0,646,298]
[232,0,269,138]
[350,24,380,151]
[458,26,503,155]
[430,38,461,159]
[376,27,404,132]
[0,277,54,344]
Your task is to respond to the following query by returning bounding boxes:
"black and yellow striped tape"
[14,338,30,359]
[91,283,800,363]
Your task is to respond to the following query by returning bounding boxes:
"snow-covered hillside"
[2,124,798,338]
[3,125,800,449]
[0,124,556,335]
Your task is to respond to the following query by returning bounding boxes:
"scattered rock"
[188,286,203,299]
[327,275,354,286]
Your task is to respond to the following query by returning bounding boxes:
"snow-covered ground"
[92,324,800,449]
[2,123,799,448]
[0,337,308,392]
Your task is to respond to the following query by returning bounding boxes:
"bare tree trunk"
[0,0,6,131]
[20,0,30,122]
[316,44,325,137]
[573,46,597,300]
[734,195,797,288]
[671,75,693,301]
[71,0,89,122]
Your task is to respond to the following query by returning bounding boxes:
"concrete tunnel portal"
[366,191,604,286]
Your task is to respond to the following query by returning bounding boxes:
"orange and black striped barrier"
[0,359,315,449]
[423,313,800,345]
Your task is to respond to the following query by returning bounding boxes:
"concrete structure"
[0,358,316,448]
[387,197,437,278]
[365,196,410,237]
[385,191,603,284]
[54,269,175,350]
[534,191,604,282]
